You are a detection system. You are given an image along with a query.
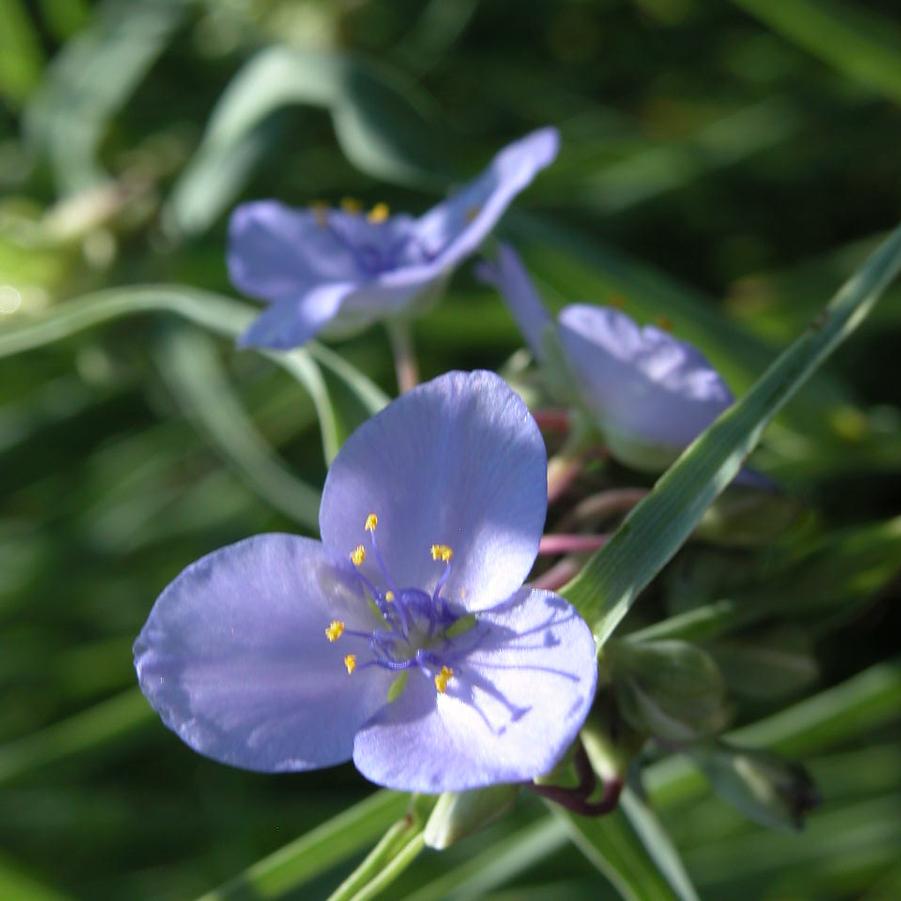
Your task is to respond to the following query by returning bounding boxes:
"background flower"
[228,129,559,349]
[480,243,741,472]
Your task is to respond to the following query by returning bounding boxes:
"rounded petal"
[386,128,560,286]
[238,282,357,350]
[558,304,734,467]
[134,534,392,773]
[476,243,552,361]
[320,371,547,611]
[228,201,363,302]
[353,589,597,791]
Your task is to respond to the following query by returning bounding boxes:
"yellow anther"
[344,654,357,675]
[434,665,454,694]
[431,544,454,563]
[465,205,480,222]
[385,590,395,602]
[340,197,362,214]
[325,620,345,642]
[367,202,390,224]
[365,513,378,532]
[350,545,367,566]
[311,202,329,227]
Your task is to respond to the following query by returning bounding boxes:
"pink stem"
[538,533,609,556]
[530,557,582,591]
[532,408,571,433]
[387,321,419,394]
[547,454,584,504]
[557,487,649,531]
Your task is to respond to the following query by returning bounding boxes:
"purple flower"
[134,371,597,792]
[479,244,742,473]
[228,129,560,350]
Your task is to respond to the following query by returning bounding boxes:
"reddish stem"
[532,408,571,433]
[530,557,582,591]
[539,533,609,556]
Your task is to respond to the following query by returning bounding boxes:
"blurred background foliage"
[2,0,901,898]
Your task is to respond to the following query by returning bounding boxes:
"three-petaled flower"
[134,371,597,791]
[480,244,755,475]
[228,129,559,350]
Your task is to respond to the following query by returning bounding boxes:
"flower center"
[325,513,473,697]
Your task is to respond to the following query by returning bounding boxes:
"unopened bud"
[690,741,819,831]
[609,639,728,742]
[423,785,519,850]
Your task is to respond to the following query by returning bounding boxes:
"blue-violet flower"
[134,370,597,791]
[480,243,747,474]
[228,129,559,350]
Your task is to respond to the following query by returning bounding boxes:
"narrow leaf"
[155,329,321,529]
[0,286,389,456]
[200,791,408,901]
[560,224,901,643]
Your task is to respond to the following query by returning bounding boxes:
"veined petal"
[134,534,392,773]
[353,589,597,792]
[228,201,365,301]
[320,371,547,611]
[238,281,357,349]
[558,304,734,465]
[476,243,552,361]
[393,128,559,284]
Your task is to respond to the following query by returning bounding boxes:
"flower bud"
[609,639,729,742]
[690,742,819,831]
[423,786,520,850]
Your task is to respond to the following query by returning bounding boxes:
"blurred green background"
[2,0,901,898]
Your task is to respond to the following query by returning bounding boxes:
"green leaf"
[645,660,901,809]
[328,796,436,901]
[0,285,389,459]
[620,786,700,901]
[24,0,188,194]
[403,818,569,901]
[200,790,408,901]
[163,45,446,237]
[553,804,681,901]
[0,0,44,107]
[732,0,901,105]
[560,223,901,644]
[0,689,153,785]
[155,329,321,530]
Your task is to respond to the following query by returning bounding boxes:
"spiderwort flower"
[228,129,560,350]
[134,371,597,791]
[479,244,744,474]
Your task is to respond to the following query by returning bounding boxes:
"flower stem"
[533,408,571,433]
[528,744,623,816]
[556,488,649,532]
[539,534,609,556]
[387,320,419,394]
[531,556,582,591]
[546,422,597,504]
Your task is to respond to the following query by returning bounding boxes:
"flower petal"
[320,370,547,611]
[353,589,597,791]
[558,304,734,465]
[389,128,559,285]
[476,243,552,361]
[134,534,392,772]
[228,201,363,302]
[238,281,357,349]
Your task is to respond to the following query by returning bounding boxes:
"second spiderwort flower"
[134,371,597,791]
[228,129,560,350]
[479,244,743,474]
